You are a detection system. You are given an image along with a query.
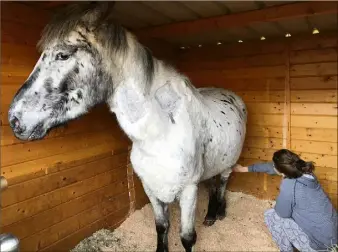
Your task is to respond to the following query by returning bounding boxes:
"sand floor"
[72,185,278,252]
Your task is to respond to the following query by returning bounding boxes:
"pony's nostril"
[10,116,25,134]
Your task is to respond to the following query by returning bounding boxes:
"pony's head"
[8,2,129,140]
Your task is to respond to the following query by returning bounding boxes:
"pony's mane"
[37,2,127,54]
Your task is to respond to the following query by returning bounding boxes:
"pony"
[8,3,247,252]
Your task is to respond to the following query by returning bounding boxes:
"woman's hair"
[272,149,315,179]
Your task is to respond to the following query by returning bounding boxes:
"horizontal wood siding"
[177,33,337,208]
[0,3,133,251]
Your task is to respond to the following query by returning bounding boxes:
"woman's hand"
[232,164,249,173]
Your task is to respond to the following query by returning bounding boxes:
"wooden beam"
[135,2,338,39]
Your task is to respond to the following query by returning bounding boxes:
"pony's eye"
[56,53,70,61]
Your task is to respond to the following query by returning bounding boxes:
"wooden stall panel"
[289,37,337,208]
[0,3,133,251]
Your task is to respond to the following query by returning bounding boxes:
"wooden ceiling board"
[247,22,284,37]
[114,1,172,26]
[141,1,199,22]
[263,1,296,7]
[308,13,338,32]
[179,1,227,18]
[218,1,259,13]
[276,17,310,35]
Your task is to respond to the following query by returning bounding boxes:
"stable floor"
[72,185,279,251]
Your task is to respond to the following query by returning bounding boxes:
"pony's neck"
[113,34,154,95]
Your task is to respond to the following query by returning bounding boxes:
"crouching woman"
[233,149,337,252]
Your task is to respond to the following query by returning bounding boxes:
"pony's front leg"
[143,184,170,252]
[179,184,198,252]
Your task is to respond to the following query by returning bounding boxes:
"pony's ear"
[83,1,115,27]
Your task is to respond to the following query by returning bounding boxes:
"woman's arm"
[274,178,295,218]
[232,162,277,175]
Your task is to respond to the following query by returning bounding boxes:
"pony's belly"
[130,146,201,203]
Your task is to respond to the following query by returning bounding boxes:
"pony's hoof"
[203,218,216,226]
[216,213,226,220]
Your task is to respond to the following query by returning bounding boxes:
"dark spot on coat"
[227,122,230,125]
[35,92,38,95]
[213,120,217,124]
[221,111,225,115]
[221,99,231,105]
[71,97,80,104]
[44,77,54,93]
[230,107,234,112]
[42,53,47,61]
[77,90,83,99]
[74,66,79,74]
[210,138,212,142]
[80,63,84,68]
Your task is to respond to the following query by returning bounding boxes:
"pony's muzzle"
[9,115,26,135]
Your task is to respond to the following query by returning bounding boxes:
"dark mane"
[37,1,127,54]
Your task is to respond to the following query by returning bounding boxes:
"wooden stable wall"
[0,2,176,251]
[178,32,337,208]
[1,3,131,251]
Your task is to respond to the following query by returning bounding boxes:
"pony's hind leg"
[203,176,219,226]
[216,170,231,220]
[180,184,198,252]
[143,184,170,252]
[203,170,231,226]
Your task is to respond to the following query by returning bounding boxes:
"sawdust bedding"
[71,184,278,252]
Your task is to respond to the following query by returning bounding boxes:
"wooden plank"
[247,102,284,115]
[290,76,337,90]
[291,90,337,103]
[135,2,338,38]
[297,152,337,168]
[290,62,337,77]
[21,199,129,252]
[236,90,285,103]
[1,2,50,27]
[320,180,338,194]
[179,40,286,61]
[246,125,284,138]
[241,147,276,161]
[1,21,43,46]
[1,168,127,227]
[247,114,284,127]
[1,64,34,78]
[291,103,338,116]
[1,143,127,185]
[291,139,337,155]
[192,78,286,91]
[184,66,285,86]
[244,136,283,150]
[177,53,285,71]
[1,153,128,207]
[1,43,39,67]
[241,147,337,168]
[290,48,337,64]
[1,129,128,167]
[2,180,129,239]
[291,127,337,143]
[290,115,337,129]
[40,204,129,252]
[219,65,286,79]
[290,33,338,51]
[227,172,267,199]
[313,166,337,182]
